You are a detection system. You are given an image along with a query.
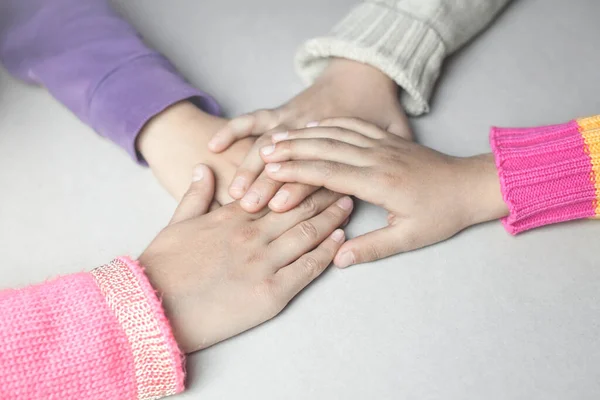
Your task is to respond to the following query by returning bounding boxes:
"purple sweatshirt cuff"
[89,54,221,163]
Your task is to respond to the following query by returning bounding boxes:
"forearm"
[0,0,220,161]
[296,0,512,115]
[0,257,184,400]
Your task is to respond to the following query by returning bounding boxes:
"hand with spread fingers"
[258,118,509,268]
[206,59,413,214]
[140,164,352,352]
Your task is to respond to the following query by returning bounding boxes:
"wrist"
[137,100,213,163]
[318,58,398,98]
[454,154,509,227]
[136,101,224,199]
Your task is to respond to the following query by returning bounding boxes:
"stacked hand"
[139,164,352,353]
[258,118,509,268]
[207,59,413,213]
[137,101,256,203]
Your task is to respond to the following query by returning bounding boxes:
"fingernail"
[266,163,281,173]
[192,166,205,182]
[242,190,260,205]
[336,251,355,268]
[271,132,288,143]
[230,176,246,192]
[306,121,319,128]
[208,136,223,150]
[337,196,353,211]
[261,145,275,156]
[331,229,345,243]
[270,190,289,208]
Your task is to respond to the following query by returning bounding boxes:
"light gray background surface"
[1,0,600,399]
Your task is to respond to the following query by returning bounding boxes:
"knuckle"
[234,224,261,243]
[298,221,319,241]
[245,249,266,265]
[365,243,382,262]
[301,255,322,277]
[317,162,336,179]
[297,195,318,214]
[214,206,238,222]
[377,170,401,187]
[254,279,284,318]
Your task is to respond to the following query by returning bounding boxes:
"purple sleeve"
[0,0,221,162]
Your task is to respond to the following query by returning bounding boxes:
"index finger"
[209,110,280,152]
[264,160,377,201]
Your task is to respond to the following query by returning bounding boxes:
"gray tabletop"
[1,0,600,399]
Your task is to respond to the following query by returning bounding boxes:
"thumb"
[208,109,280,152]
[333,224,414,268]
[169,164,216,225]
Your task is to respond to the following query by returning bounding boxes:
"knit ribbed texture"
[491,116,600,235]
[295,0,511,116]
[0,257,184,400]
[91,257,185,399]
[296,1,444,116]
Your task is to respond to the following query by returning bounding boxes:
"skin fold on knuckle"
[214,206,239,222]
[298,220,319,242]
[297,195,319,215]
[301,255,324,278]
[234,224,261,243]
[317,162,336,180]
[365,243,383,262]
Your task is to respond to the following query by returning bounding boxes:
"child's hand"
[137,101,255,203]
[260,118,509,268]
[139,164,352,353]
[207,59,412,213]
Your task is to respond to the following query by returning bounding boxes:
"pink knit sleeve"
[490,115,600,235]
[0,257,185,400]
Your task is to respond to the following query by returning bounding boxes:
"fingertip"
[192,165,206,182]
[265,163,281,173]
[191,164,214,185]
[336,196,354,212]
[268,190,290,212]
[331,229,345,244]
[208,135,227,153]
[334,247,355,269]
[240,192,263,213]
[229,176,248,199]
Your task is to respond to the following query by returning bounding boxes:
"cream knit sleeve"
[296,0,511,116]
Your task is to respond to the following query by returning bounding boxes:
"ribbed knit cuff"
[491,116,600,235]
[295,2,446,116]
[91,257,185,399]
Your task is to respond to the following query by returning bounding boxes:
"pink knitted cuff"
[491,116,600,234]
[91,257,185,399]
